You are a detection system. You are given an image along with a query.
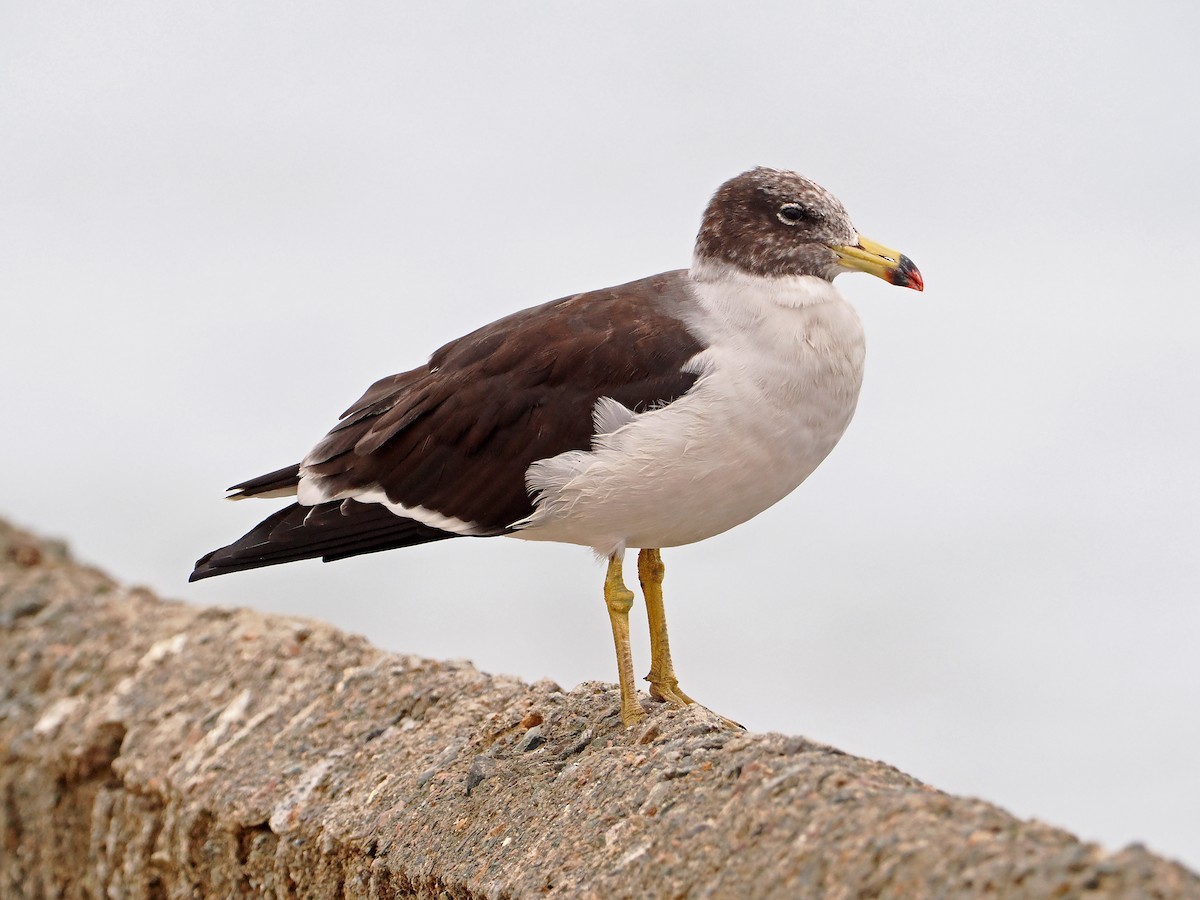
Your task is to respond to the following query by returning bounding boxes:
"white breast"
[514,270,866,558]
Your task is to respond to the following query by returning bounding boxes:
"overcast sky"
[2,1,1198,870]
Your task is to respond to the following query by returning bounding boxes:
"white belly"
[514,276,866,557]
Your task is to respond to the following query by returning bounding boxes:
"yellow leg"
[604,553,645,727]
[638,548,695,706]
[638,548,744,730]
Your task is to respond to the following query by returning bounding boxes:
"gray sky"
[3,1,1198,870]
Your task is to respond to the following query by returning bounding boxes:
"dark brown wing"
[190,270,705,580]
[189,499,456,580]
[302,270,705,532]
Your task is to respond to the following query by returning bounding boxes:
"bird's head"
[693,167,923,291]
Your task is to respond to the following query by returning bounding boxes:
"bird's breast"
[517,285,867,556]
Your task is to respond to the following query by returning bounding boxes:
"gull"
[191,167,923,727]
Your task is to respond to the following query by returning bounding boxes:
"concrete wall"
[2,518,1197,899]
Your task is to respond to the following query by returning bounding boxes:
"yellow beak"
[833,235,924,291]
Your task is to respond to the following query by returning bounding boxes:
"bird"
[190,167,923,728]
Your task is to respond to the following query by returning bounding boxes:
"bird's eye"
[777,203,813,226]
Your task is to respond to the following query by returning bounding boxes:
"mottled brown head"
[694,167,923,290]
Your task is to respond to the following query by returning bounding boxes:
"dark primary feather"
[191,271,706,580]
[189,499,456,581]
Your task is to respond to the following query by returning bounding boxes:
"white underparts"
[512,268,867,558]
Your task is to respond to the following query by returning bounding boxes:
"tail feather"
[227,464,302,499]
[190,498,460,581]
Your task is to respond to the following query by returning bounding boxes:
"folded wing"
[190,271,705,581]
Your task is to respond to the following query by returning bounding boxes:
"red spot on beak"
[892,255,924,292]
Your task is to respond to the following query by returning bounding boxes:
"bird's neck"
[688,254,845,313]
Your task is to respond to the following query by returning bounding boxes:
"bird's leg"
[604,553,645,727]
[639,548,744,730]
[638,548,695,707]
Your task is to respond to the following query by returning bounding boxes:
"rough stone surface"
[1,517,1197,899]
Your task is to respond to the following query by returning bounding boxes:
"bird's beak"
[832,235,924,292]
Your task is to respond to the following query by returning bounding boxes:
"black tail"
[190,499,460,581]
